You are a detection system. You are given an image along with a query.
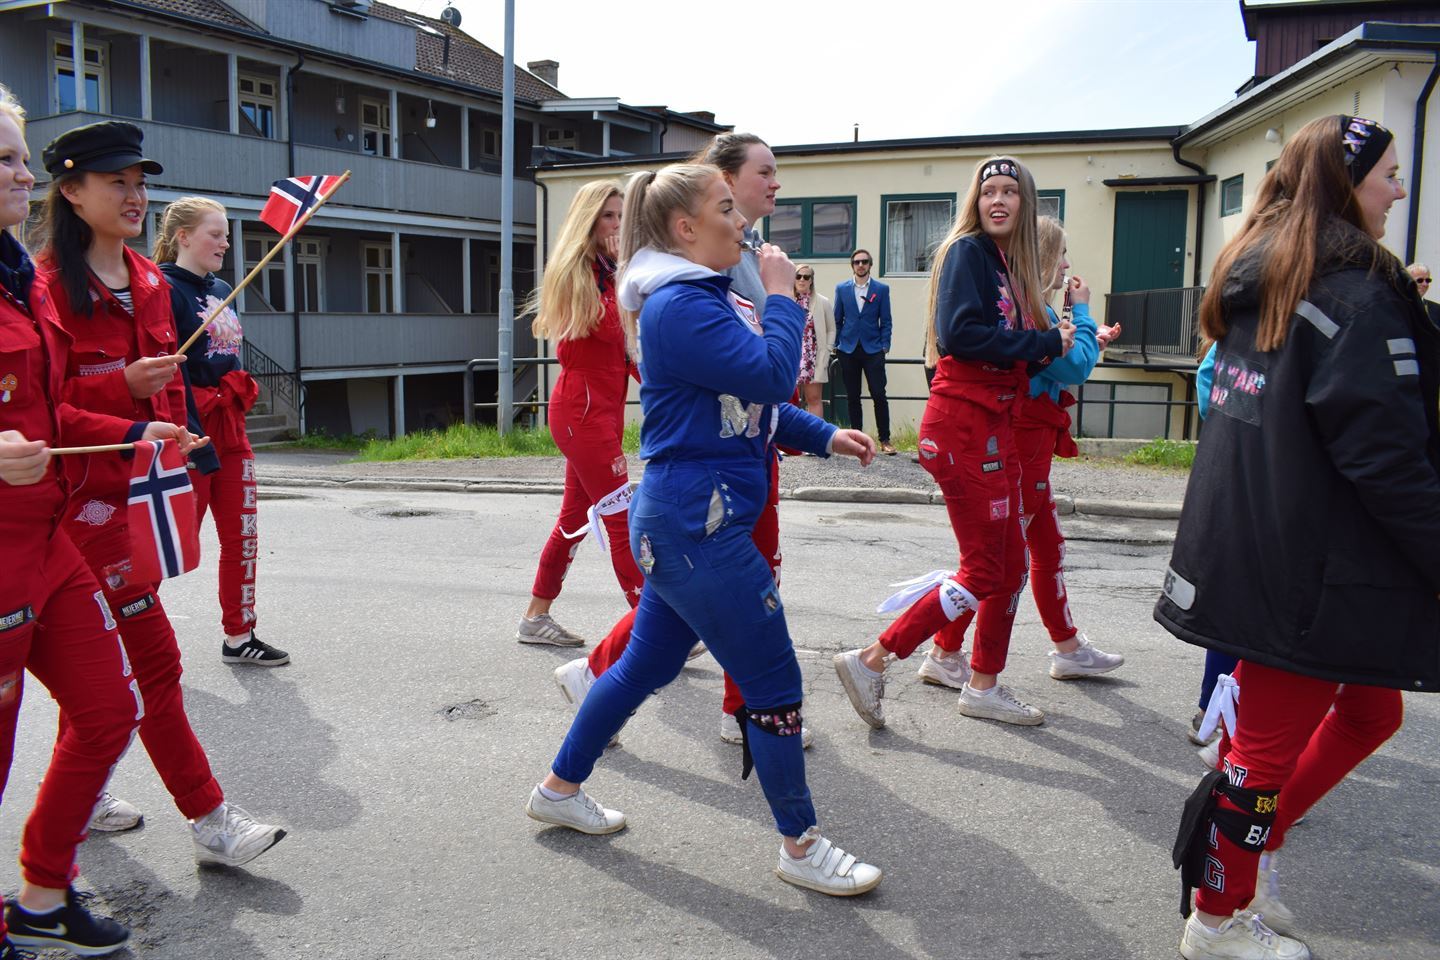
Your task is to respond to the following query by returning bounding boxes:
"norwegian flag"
[259,174,344,235]
[126,439,200,582]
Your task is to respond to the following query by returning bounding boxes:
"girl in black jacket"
[1159,116,1434,960]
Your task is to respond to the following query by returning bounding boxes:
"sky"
[388,0,1261,145]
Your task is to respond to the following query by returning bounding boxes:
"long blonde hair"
[1036,215,1066,308]
[0,84,26,241]
[529,180,622,342]
[616,163,721,349]
[925,155,1048,365]
[151,195,227,264]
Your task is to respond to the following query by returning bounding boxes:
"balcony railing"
[26,114,536,223]
[241,312,500,371]
[1103,286,1205,364]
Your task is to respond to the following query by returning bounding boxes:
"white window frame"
[545,127,576,150]
[237,73,279,139]
[49,33,110,115]
[360,97,392,157]
[881,195,956,278]
[479,128,500,159]
[243,235,287,312]
[362,242,395,313]
[295,238,327,313]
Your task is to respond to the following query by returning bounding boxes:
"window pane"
[362,103,378,125]
[57,70,76,112]
[886,200,953,273]
[1037,196,1061,221]
[83,73,101,109]
[56,42,73,60]
[266,266,286,310]
[811,202,853,256]
[366,274,381,312]
[767,204,802,255]
[1221,176,1244,216]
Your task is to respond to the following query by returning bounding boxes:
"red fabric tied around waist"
[194,370,259,449]
[930,356,1029,417]
[1015,389,1079,458]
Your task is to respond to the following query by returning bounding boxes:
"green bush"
[1123,438,1196,469]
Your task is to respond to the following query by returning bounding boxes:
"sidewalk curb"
[258,473,1183,521]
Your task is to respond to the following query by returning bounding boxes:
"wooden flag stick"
[175,170,352,357]
[48,443,136,455]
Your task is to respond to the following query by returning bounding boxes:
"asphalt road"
[3,488,1435,959]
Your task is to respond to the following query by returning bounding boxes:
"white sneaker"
[686,642,707,661]
[191,802,287,867]
[1048,635,1125,679]
[718,712,814,749]
[916,646,971,690]
[1250,852,1298,936]
[1198,739,1222,769]
[1179,910,1309,959]
[89,791,143,833]
[775,828,881,896]
[833,650,885,729]
[957,683,1045,726]
[552,658,620,747]
[525,785,625,835]
[516,613,585,647]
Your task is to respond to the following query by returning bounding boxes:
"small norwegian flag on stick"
[175,170,350,357]
[126,439,201,582]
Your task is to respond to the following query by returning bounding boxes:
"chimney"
[527,60,559,88]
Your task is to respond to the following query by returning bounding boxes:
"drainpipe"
[288,52,305,432]
[1172,138,1207,287]
[1406,51,1440,264]
[535,173,549,423]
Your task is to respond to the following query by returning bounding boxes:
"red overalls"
[0,272,140,906]
[880,356,1030,674]
[39,250,225,821]
[190,368,260,639]
[531,261,644,606]
[934,389,1081,654]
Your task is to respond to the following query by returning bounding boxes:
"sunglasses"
[1419,277,1433,285]
[796,273,814,280]
[852,259,871,266]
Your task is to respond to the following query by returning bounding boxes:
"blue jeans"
[552,462,815,837]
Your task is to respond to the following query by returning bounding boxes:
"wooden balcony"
[242,312,500,372]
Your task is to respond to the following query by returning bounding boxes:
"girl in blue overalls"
[524,163,881,896]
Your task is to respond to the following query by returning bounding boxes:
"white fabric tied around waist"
[876,570,977,621]
[1197,673,1239,743]
[560,481,633,553]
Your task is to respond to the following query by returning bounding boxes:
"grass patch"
[350,422,644,462]
[1123,439,1196,470]
[276,429,374,452]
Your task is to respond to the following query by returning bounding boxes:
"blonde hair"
[925,155,1048,365]
[616,163,722,349]
[151,195,227,264]
[1036,215,1066,307]
[529,179,622,342]
[0,84,27,241]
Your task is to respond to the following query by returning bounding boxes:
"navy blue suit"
[833,278,894,442]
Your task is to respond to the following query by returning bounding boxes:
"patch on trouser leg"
[116,593,158,619]
[1172,769,1278,917]
[0,606,34,633]
[1005,571,1029,616]
[736,701,804,781]
[758,583,781,615]
[938,578,978,620]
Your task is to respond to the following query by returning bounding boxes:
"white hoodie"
[616,247,716,314]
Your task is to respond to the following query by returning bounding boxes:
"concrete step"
[250,400,271,417]
[246,413,289,432]
[247,425,295,445]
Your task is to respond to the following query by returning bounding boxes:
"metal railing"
[243,338,305,422]
[1104,286,1205,363]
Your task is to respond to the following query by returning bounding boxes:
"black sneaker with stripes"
[5,888,128,956]
[222,631,291,667]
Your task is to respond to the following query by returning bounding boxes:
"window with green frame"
[1037,189,1065,223]
[763,197,856,258]
[880,193,956,276]
[1221,175,1244,216]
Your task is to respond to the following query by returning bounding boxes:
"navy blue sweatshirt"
[934,234,1062,369]
[159,263,244,388]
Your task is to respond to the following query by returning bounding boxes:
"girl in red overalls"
[34,120,285,869]
[517,180,644,647]
[833,156,1076,730]
[0,89,204,958]
[153,196,289,666]
[920,216,1125,688]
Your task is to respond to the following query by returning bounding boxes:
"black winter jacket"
[1155,218,1440,691]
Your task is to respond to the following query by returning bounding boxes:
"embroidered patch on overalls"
[918,437,939,460]
[758,583,781,615]
[989,498,1010,521]
[0,373,16,402]
[0,606,34,634]
[982,460,1002,473]
[637,534,655,574]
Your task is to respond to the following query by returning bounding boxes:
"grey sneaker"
[525,785,625,835]
[1250,852,1297,936]
[774,827,882,897]
[916,646,971,690]
[686,642,708,661]
[1179,910,1309,960]
[517,613,585,647]
[88,791,143,833]
[1190,709,1220,746]
[957,683,1045,726]
[719,712,814,748]
[1048,635,1124,679]
[833,650,886,729]
[191,802,286,867]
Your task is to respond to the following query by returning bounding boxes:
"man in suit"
[833,248,896,454]
[1408,262,1439,326]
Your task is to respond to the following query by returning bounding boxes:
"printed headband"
[1338,116,1393,185]
[980,160,1021,184]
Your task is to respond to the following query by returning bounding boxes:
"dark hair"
[851,248,871,262]
[1199,115,1380,351]
[39,170,96,315]
[692,132,767,177]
